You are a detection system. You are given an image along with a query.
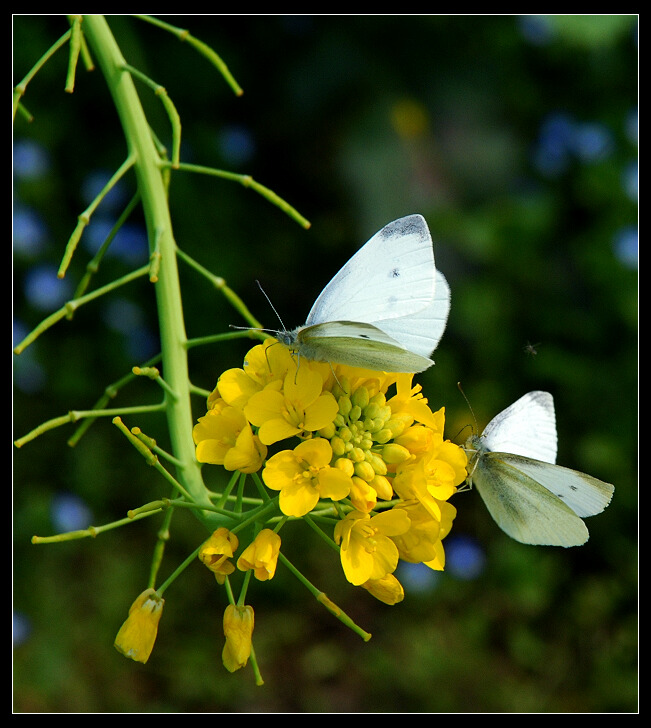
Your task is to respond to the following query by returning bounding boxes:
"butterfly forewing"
[373,270,450,357]
[305,215,436,327]
[482,391,558,464]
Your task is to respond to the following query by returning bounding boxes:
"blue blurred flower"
[13,612,32,647]
[13,139,51,181]
[217,125,256,167]
[532,113,615,176]
[571,121,614,162]
[102,297,146,334]
[622,159,638,202]
[101,298,159,360]
[532,112,575,176]
[81,169,129,213]
[625,108,638,146]
[125,326,160,361]
[13,204,49,258]
[23,265,72,311]
[397,561,441,595]
[445,535,486,580]
[613,226,637,269]
[83,217,148,265]
[517,15,556,45]
[51,492,92,533]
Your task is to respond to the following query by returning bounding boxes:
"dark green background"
[13,15,637,713]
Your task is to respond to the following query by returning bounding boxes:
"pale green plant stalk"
[14,15,309,535]
[14,17,384,672]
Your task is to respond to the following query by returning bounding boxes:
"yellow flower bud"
[237,529,281,581]
[114,588,164,664]
[334,457,355,477]
[370,474,393,500]
[364,403,381,420]
[339,426,353,442]
[369,392,386,408]
[374,428,394,444]
[222,604,255,673]
[338,395,352,416]
[350,475,377,513]
[199,528,239,583]
[350,447,366,463]
[318,422,336,439]
[366,452,388,476]
[331,435,346,457]
[351,386,370,409]
[354,460,376,482]
[382,443,412,464]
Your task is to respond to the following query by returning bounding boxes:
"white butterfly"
[466,391,614,547]
[276,214,450,373]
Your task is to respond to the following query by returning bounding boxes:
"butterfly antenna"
[457,382,478,434]
[257,280,287,331]
[456,382,481,486]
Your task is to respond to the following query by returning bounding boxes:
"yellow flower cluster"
[193,339,468,603]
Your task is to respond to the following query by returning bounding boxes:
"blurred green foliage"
[13,15,637,712]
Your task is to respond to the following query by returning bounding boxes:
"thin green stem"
[167,161,311,229]
[13,28,72,121]
[132,366,178,400]
[58,155,136,278]
[31,509,157,544]
[14,403,166,449]
[13,264,150,355]
[112,418,194,501]
[156,544,203,597]
[278,552,372,641]
[67,352,162,447]
[133,15,243,96]
[175,247,264,329]
[122,63,181,167]
[65,15,83,93]
[73,191,141,299]
[149,506,174,589]
[304,514,341,555]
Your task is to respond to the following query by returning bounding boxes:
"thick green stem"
[80,15,222,530]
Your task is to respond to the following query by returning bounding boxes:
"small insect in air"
[523,341,541,357]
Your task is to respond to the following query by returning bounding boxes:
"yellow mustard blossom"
[222,604,255,673]
[361,573,405,605]
[114,588,164,664]
[199,528,239,584]
[217,339,294,410]
[193,405,267,473]
[393,430,467,520]
[192,343,470,611]
[237,529,282,581]
[388,373,446,431]
[391,499,457,567]
[262,438,352,517]
[244,364,339,446]
[334,509,411,586]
